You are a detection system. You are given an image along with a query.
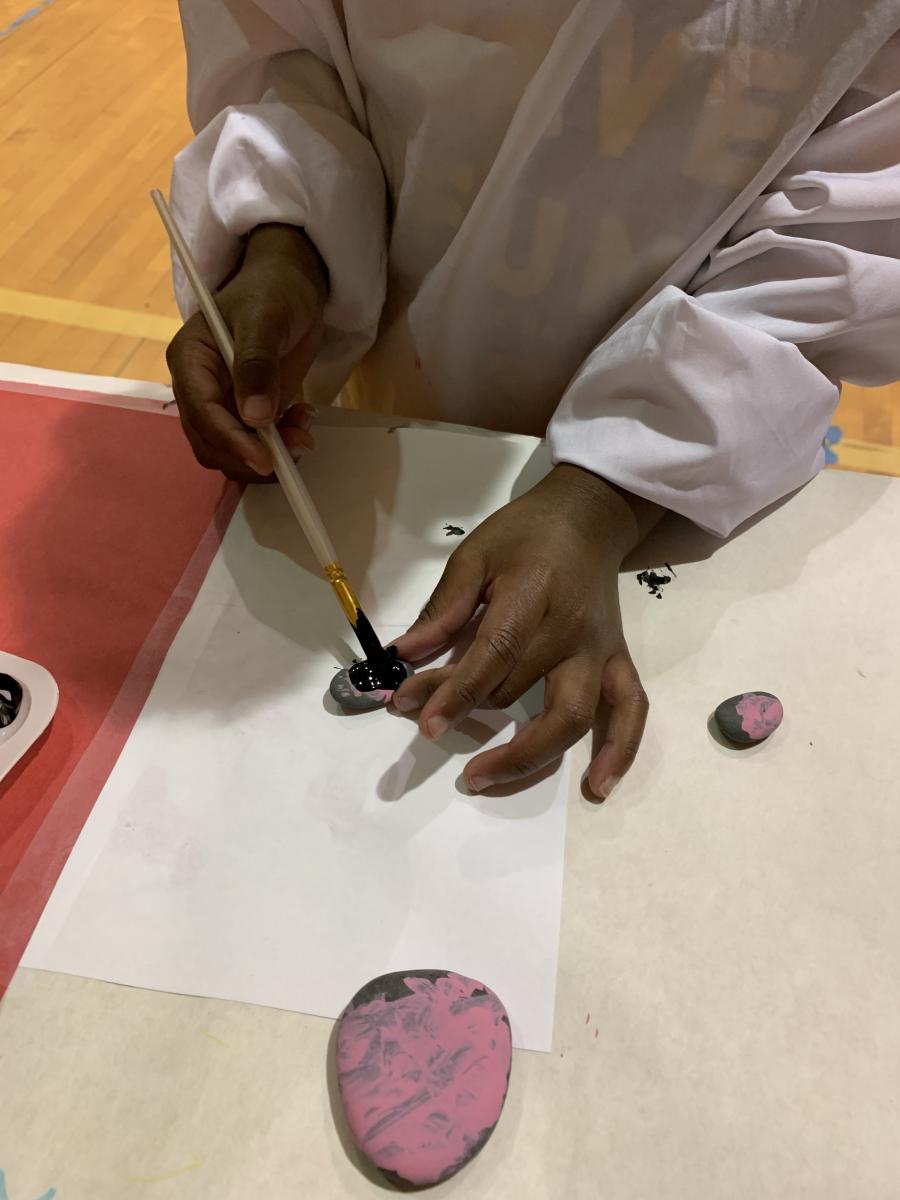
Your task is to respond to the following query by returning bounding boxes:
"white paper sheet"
[24,424,567,1051]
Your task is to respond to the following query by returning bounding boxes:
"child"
[167,2,900,797]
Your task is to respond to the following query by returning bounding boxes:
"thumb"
[392,548,486,663]
[231,301,293,427]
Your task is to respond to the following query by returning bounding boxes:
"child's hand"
[167,224,328,480]
[391,465,659,800]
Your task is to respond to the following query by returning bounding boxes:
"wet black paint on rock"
[330,660,413,711]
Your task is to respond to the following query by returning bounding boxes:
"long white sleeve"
[547,50,900,538]
[170,1,388,404]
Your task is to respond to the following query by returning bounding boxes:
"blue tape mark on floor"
[0,1169,57,1200]
[0,0,57,40]
[824,424,843,466]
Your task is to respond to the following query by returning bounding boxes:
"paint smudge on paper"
[126,1161,203,1184]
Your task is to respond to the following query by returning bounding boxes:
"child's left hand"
[390,465,661,800]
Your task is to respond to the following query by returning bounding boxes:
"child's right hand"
[166,223,328,480]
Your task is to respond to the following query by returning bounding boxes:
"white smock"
[170,1,900,535]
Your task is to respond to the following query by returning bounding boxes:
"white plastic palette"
[0,650,59,783]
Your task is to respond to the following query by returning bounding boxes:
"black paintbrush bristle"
[352,606,389,664]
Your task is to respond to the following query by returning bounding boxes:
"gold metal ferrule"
[324,561,361,625]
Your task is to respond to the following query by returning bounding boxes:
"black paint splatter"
[637,569,673,599]
[444,524,465,537]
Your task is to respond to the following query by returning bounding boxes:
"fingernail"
[467,775,490,794]
[242,454,269,476]
[427,716,449,739]
[242,395,273,423]
[393,694,417,713]
[298,406,317,431]
[598,775,620,800]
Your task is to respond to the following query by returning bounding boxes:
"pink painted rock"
[714,691,783,744]
[335,970,512,1187]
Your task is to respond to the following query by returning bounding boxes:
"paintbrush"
[150,188,391,670]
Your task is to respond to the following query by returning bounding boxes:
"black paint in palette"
[0,673,23,728]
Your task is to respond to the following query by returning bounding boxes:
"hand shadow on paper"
[378,674,561,817]
[368,619,560,810]
[377,714,501,801]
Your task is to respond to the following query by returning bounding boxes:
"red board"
[0,387,234,994]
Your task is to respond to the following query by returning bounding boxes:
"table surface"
[2,370,899,1200]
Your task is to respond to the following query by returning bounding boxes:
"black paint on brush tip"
[637,568,675,599]
[348,610,406,692]
[351,607,389,663]
[0,673,23,728]
[444,524,465,537]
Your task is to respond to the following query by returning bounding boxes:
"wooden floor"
[1,0,898,476]
[0,0,187,380]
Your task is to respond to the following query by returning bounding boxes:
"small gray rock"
[714,691,783,744]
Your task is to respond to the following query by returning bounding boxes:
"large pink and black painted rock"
[714,691,783,745]
[335,970,512,1188]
